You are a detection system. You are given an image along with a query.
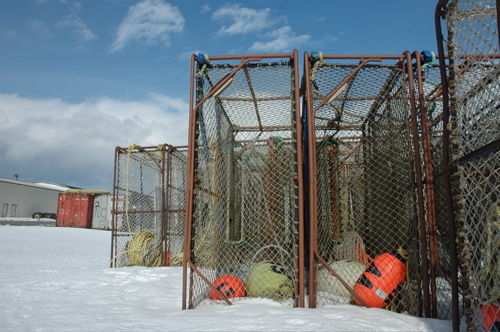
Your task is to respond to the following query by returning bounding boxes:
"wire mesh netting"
[305,54,430,315]
[440,1,500,330]
[184,53,303,308]
[110,145,187,268]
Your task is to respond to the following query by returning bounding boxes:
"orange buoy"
[209,274,246,300]
[482,304,500,332]
[353,249,407,308]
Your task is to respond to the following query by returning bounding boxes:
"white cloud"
[56,4,97,42]
[200,4,211,13]
[212,4,276,35]
[249,26,310,52]
[0,93,188,189]
[111,0,184,52]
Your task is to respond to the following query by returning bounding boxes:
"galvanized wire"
[186,57,301,308]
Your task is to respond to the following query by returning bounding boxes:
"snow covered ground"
[0,217,55,226]
[0,226,451,331]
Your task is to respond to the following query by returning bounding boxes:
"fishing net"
[110,145,187,268]
[184,53,303,308]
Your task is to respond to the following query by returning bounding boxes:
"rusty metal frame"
[110,144,187,268]
[182,51,305,309]
[413,51,440,318]
[404,50,432,318]
[304,52,441,317]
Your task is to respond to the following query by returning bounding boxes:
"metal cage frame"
[182,51,305,309]
[110,144,188,268]
[303,51,453,319]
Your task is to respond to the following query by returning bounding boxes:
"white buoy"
[317,260,366,299]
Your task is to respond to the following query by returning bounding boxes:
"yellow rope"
[126,229,162,267]
[170,252,184,266]
[311,52,324,84]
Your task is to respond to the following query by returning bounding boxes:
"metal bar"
[452,138,500,166]
[203,53,292,61]
[193,59,255,113]
[321,53,500,61]
[404,50,431,318]
[314,251,369,307]
[435,2,459,329]
[293,49,305,308]
[414,51,439,318]
[182,54,196,310]
[313,96,413,101]
[313,59,378,113]
[167,208,186,213]
[200,70,234,128]
[110,146,119,267]
[233,125,293,132]
[304,52,318,308]
[114,209,165,215]
[361,66,402,128]
[164,146,171,266]
[243,66,263,132]
[219,96,290,102]
[322,55,406,60]
[188,261,233,305]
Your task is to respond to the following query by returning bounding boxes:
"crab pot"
[183,52,304,309]
[436,0,500,330]
[304,53,442,316]
[110,145,188,268]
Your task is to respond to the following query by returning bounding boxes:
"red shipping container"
[56,193,94,228]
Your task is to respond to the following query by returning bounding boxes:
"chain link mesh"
[111,145,187,268]
[308,59,424,315]
[186,56,301,308]
[442,1,499,330]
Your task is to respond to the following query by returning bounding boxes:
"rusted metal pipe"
[314,251,369,307]
[202,53,292,61]
[188,261,233,305]
[182,54,196,310]
[322,55,405,60]
[304,51,319,308]
[293,49,306,308]
[435,1,460,329]
[414,51,439,317]
[404,50,431,318]
[110,146,120,267]
[192,59,255,113]
[313,59,379,113]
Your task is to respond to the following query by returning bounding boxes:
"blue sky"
[0,0,439,189]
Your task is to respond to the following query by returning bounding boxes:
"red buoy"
[209,274,246,300]
[354,250,407,308]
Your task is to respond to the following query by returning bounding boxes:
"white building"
[0,177,70,218]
